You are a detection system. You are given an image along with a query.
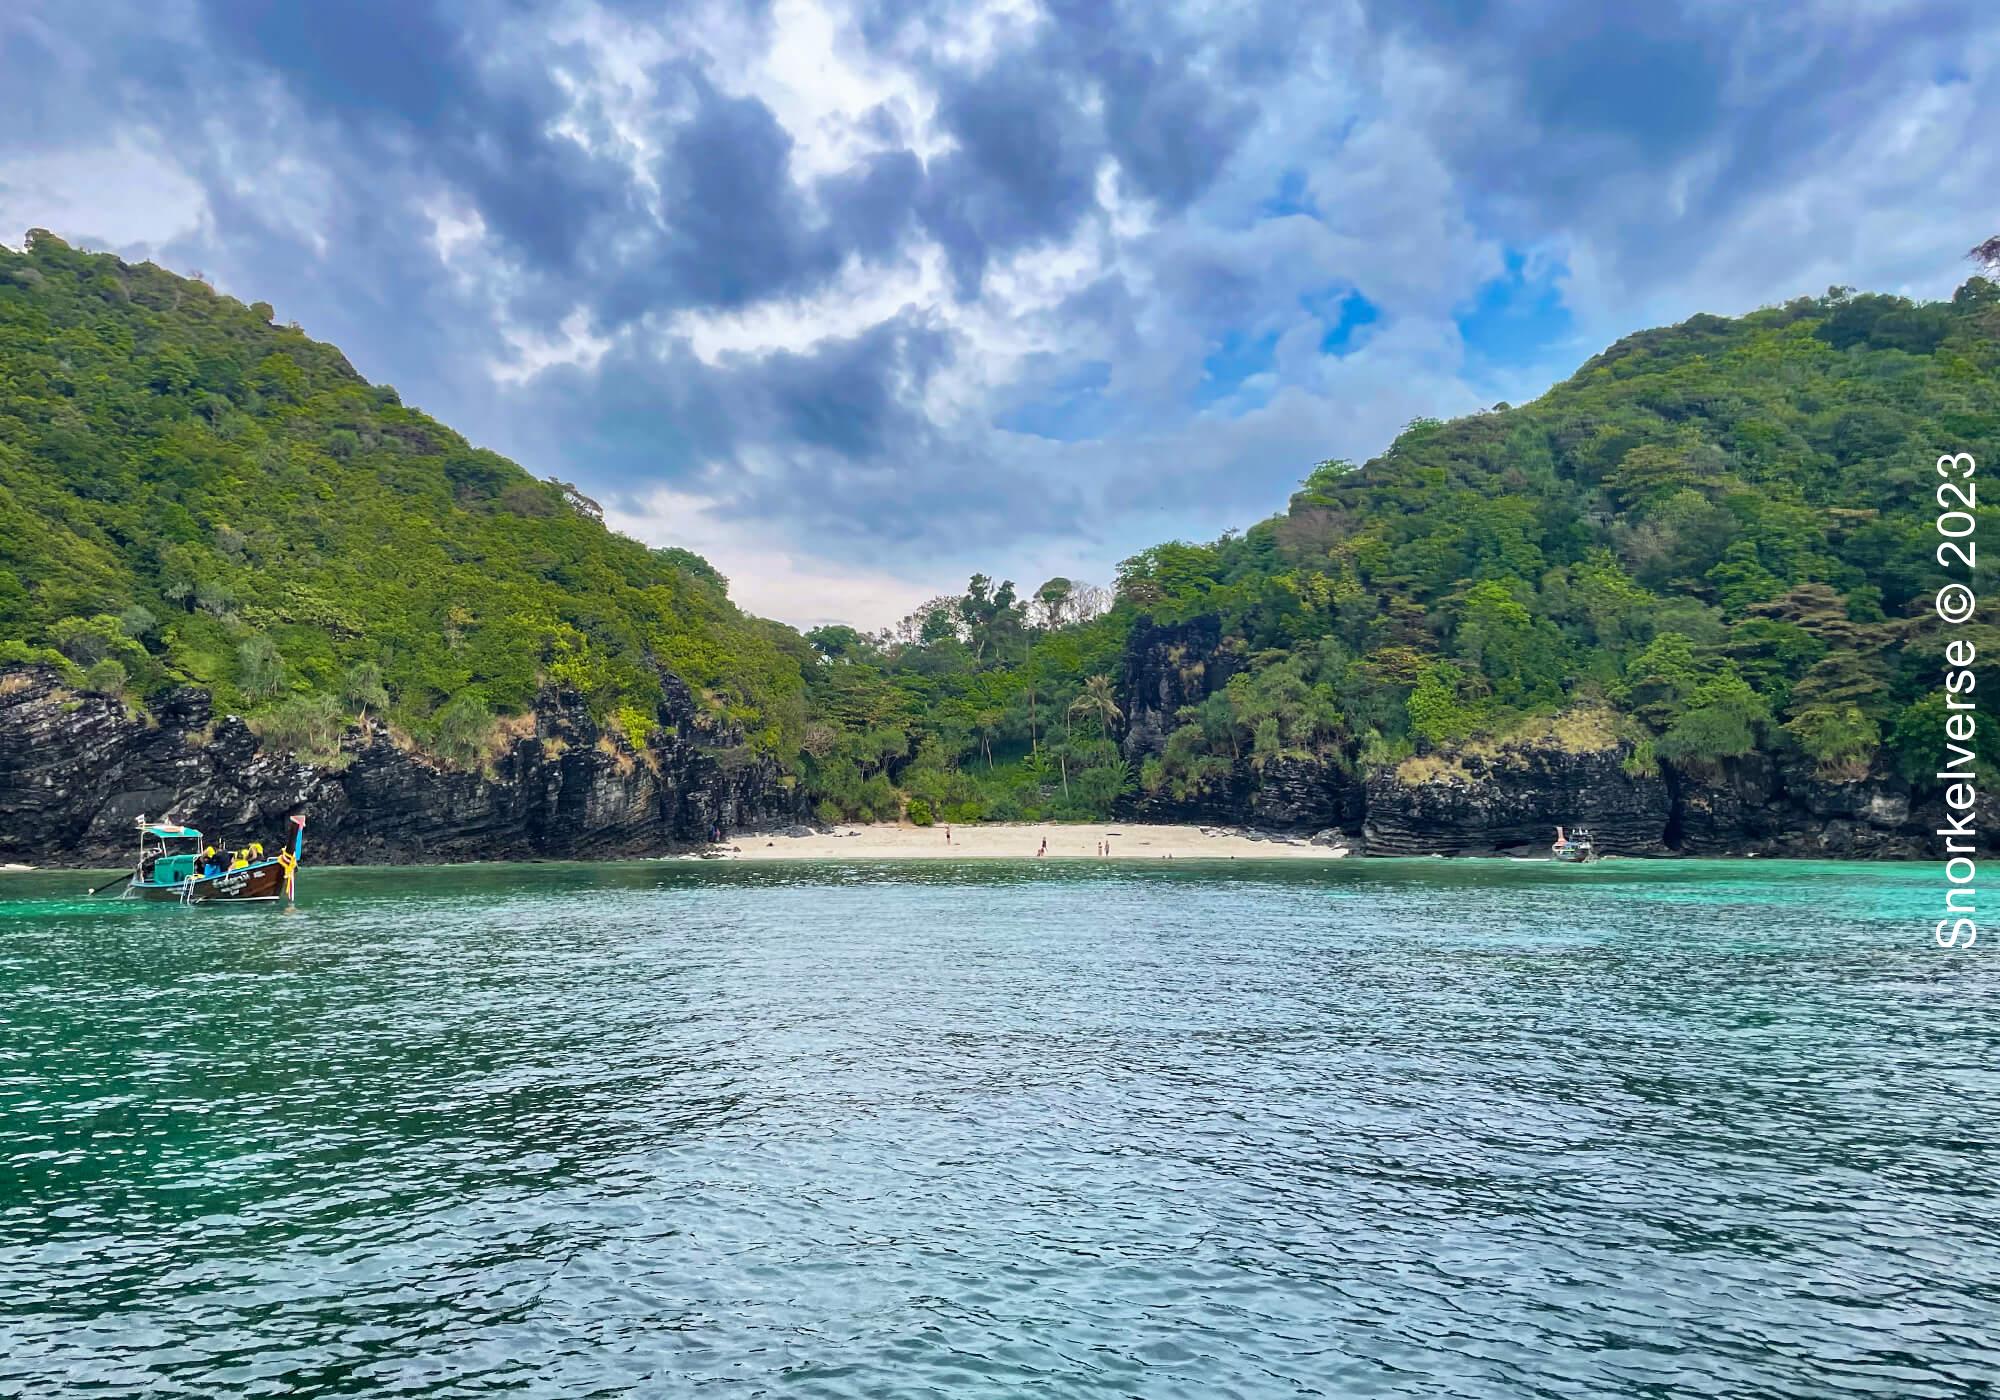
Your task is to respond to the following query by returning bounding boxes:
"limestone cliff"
[0,666,804,867]
[1115,621,1962,858]
[1361,723,1671,856]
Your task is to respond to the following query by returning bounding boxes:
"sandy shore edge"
[689,821,1353,861]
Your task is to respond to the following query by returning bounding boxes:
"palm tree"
[974,707,1003,770]
[1067,674,1123,740]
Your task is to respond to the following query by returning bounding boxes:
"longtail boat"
[1551,825,1599,864]
[114,815,307,904]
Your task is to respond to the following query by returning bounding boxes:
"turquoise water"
[1,858,1993,1398]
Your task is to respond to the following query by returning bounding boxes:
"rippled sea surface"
[2,857,1995,1398]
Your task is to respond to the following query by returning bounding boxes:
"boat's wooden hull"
[128,861,291,903]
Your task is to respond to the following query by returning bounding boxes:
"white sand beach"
[697,822,1352,861]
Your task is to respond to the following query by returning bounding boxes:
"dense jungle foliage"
[4,228,1994,819]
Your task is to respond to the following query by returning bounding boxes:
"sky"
[3,0,1996,630]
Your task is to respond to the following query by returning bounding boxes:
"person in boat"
[201,845,222,877]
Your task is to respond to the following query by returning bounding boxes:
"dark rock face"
[1675,755,1953,859]
[1118,616,1244,763]
[1118,616,1363,831]
[0,667,804,868]
[1122,754,1360,831]
[1246,755,1360,830]
[1361,747,1963,858]
[1363,742,1672,856]
[1672,753,1788,855]
[1111,617,1949,858]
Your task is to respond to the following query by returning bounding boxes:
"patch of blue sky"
[1300,286,1380,354]
[994,360,1115,442]
[1195,328,1280,409]
[1258,168,1318,220]
[1457,250,1572,365]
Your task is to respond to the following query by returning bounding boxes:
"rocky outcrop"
[1118,616,1246,762]
[0,666,804,867]
[1122,752,1361,831]
[1363,737,1672,856]
[1358,743,1968,858]
[1359,740,1973,858]
[1117,616,1364,830]
[1110,617,1954,857]
[1674,754,1974,859]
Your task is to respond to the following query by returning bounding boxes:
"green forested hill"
[0,231,807,762]
[1104,280,2000,789]
[3,225,1994,817]
[796,278,2000,820]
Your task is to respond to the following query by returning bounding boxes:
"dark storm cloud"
[196,0,630,273]
[895,0,1264,292]
[187,1,921,330]
[920,59,1102,292]
[1363,0,1995,268]
[646,72,842,308]
[1028,0,1261,213]
[818,149,924,260]
[755,312,954,459]
[506,311,1080,549]
[1094,46,1257,212]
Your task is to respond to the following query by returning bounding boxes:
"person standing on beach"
[945,825,951,846]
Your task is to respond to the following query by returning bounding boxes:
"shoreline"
[13,825,1905,873]
[7,823,1355,873]
[700,821,1347,861]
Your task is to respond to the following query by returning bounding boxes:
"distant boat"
[112,815,306,903]
[1551,825,1598,864]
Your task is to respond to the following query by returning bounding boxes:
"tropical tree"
[342,660,390,724]
[1068,673,1122,740]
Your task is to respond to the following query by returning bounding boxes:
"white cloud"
[0,138,208,256]
[491,308,616,385]
[605,485,943,628]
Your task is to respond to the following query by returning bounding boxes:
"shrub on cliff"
[432,692,495,770]
[1786,704,1880,778]
[251,693,345,764]
[83,658,127,697]
[1654,676,1770,770]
